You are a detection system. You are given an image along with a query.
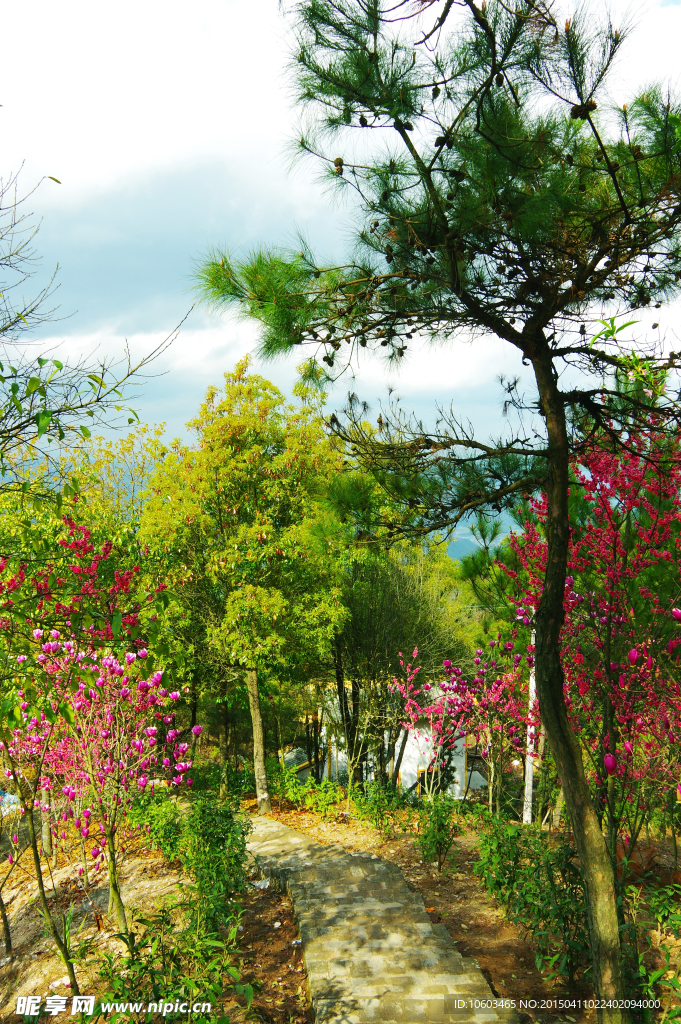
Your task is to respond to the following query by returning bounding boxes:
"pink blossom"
[169,692,180,701]
[191,725,202,737]
[604,753,617,776]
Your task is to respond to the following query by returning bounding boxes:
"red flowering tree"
[502,424,681,871]
[393,640,537,808]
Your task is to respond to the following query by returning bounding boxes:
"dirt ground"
[0,827,313,1024]
[259,799,601,1024]
[226,882,313,1024]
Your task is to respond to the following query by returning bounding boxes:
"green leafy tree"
[197,2,681,1012]
[141,359,346,813]
[333,536,473,788]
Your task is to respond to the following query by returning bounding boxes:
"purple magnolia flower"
[120,687,131,699]
[138,649,148,658]
[628,648,639,665]
[169,691,180,701]
[81,827,89,838]
[32,629,43,639]
[672,608,681,622]
[604,753,617,776]
[125,653,136,665]
[191,725,202,737]
[16,655,27,664]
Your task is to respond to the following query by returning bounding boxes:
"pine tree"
[197,2,681,1013]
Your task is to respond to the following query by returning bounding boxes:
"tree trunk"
[305,715,313,776]
[532,349,628,1021]
[105,831,128,934]
[25,805,80,994]
[0,891,11,955]
[553,783,565,831]
[313,712,320,782]
[245,668,271,815]
[392,727,409,788]
[219,703,229,801]
[41,788,53,858]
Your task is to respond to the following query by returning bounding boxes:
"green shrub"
[179,796,252,930]
[417,795,462,870]
[96,903,251,1023]
[354,780,406,835]
[187,761,223,794]
[128,789,251,932]
[475,819,590,984]
[128,793,183,861]
[304,776,342,819]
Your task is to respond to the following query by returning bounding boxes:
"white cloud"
[2,0,681,434]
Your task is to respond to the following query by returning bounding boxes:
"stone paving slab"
[247,816,518,1024]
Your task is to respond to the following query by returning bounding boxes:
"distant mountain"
[447,537,481,561]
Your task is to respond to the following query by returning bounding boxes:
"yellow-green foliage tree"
[140,359,346,813]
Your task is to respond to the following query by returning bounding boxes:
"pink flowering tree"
[0,515,192,984]
[392,641,537,808]
[33,641,197,932]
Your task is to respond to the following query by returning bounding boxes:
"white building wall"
[398,730,487,798]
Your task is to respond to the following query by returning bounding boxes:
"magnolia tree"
[0,516,192,988]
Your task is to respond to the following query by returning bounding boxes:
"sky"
[1,0,681,549]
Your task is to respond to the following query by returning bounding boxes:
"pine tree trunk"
[533,350,628,1022]
[245,668,271,815]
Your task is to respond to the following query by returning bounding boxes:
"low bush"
[179,796,251,930]
[96,903,251,1024]
[417,795,462,870]
[354,780,404,835]
[474,818,590,985]
[129,793,184,861]
[129,789,251,931]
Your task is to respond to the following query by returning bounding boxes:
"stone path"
[247,816,518,1024]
